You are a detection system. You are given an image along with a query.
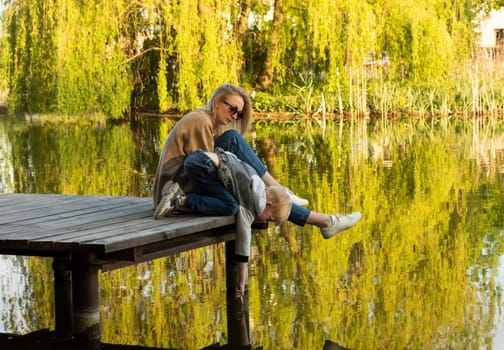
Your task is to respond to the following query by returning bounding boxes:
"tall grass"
[255,59,504,121]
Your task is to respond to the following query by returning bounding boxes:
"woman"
[152,83,361,239]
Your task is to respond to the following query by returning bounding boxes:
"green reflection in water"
[0,116,503,349]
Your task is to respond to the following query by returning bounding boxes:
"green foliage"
[3,1,57,113]
[156,56,171,112]
[0,1,133,117]
[55,0,132,118]
[0,0,501,117]
[251,90,301,114]
[251,91,276,113]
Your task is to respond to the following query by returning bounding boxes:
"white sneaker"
[283,187,309,206]
[320,212,362,239]
[153,181,183,219]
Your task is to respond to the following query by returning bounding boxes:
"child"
[154,147,292,298]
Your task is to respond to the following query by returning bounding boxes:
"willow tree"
[255,0,283,88]
[247,0,504,114]
[252,0,462,86]
[1,0,132,117]
[1,0,501,116]
[55,0,132,118]
[2,1,57,114]
[249,0,380,112]
[158,0,244,110]
[121,0,247,113]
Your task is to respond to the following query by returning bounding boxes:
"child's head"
[263,185,292,225]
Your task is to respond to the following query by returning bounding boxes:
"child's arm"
[236,262,248,300]
[234,206,254,299]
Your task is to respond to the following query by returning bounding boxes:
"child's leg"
[215,130,268,177]
[184,150,238,216]
[215,130,309,206]
[288,203,311,226]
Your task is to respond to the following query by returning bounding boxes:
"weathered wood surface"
[0,193,237,270]
[0,193,262,345]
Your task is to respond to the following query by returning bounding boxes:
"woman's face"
[214,94,244,126]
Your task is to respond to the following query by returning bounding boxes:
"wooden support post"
[71,254,101,342]
[225,240,238,291]
[225,240,251,347]
[226,286,251,347]
[52,256,73,339]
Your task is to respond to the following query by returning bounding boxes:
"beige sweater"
[152,107,250,206]
[152,110,215,207]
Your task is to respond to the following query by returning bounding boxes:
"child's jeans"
[184,150,239,216]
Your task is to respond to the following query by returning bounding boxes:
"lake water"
[0,115,503,349]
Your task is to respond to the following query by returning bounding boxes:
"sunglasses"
[222,100,243,119]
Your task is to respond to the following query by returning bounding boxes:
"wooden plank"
[26,208,156,249]
[21,202,152,239]
[100,229,238,271]
[0,194,238,257]
[36,215,236,254]
[0,193,105,208]
[91,215,236,254]
[0,198,144,225]
[0,212,231,253]
[99,223,265,271]
[0,226,55,249]
[0,194,79,216]
[0,195,153,248]
[33,202,151,231]
[0,195,144,224]
[54,214,180,244]
[0,193,60,202]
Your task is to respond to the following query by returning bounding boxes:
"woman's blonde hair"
[206,83,252,136]
[265,186,292,225]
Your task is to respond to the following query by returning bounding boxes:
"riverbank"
[136,109,504,121]
[1,104,503,122]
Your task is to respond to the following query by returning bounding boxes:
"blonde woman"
[153,83,361,239]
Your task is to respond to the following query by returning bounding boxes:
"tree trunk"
[255,0,283,89]
[236,0,252,41]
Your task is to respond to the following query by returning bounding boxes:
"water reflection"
[0,116,503,349]
[0,119,14,193]
[0,256,30,333]
[0,256,53,334]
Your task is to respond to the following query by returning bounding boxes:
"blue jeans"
[184,150,238,216]
[215,130,310,226]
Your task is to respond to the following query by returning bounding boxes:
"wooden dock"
[0,193,259,348]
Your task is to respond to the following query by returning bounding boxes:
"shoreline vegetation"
[1,57,502,122]
[134,105,504,122]
[4,59,503,123]
[3,108,503,125]
[1,2,503,121]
